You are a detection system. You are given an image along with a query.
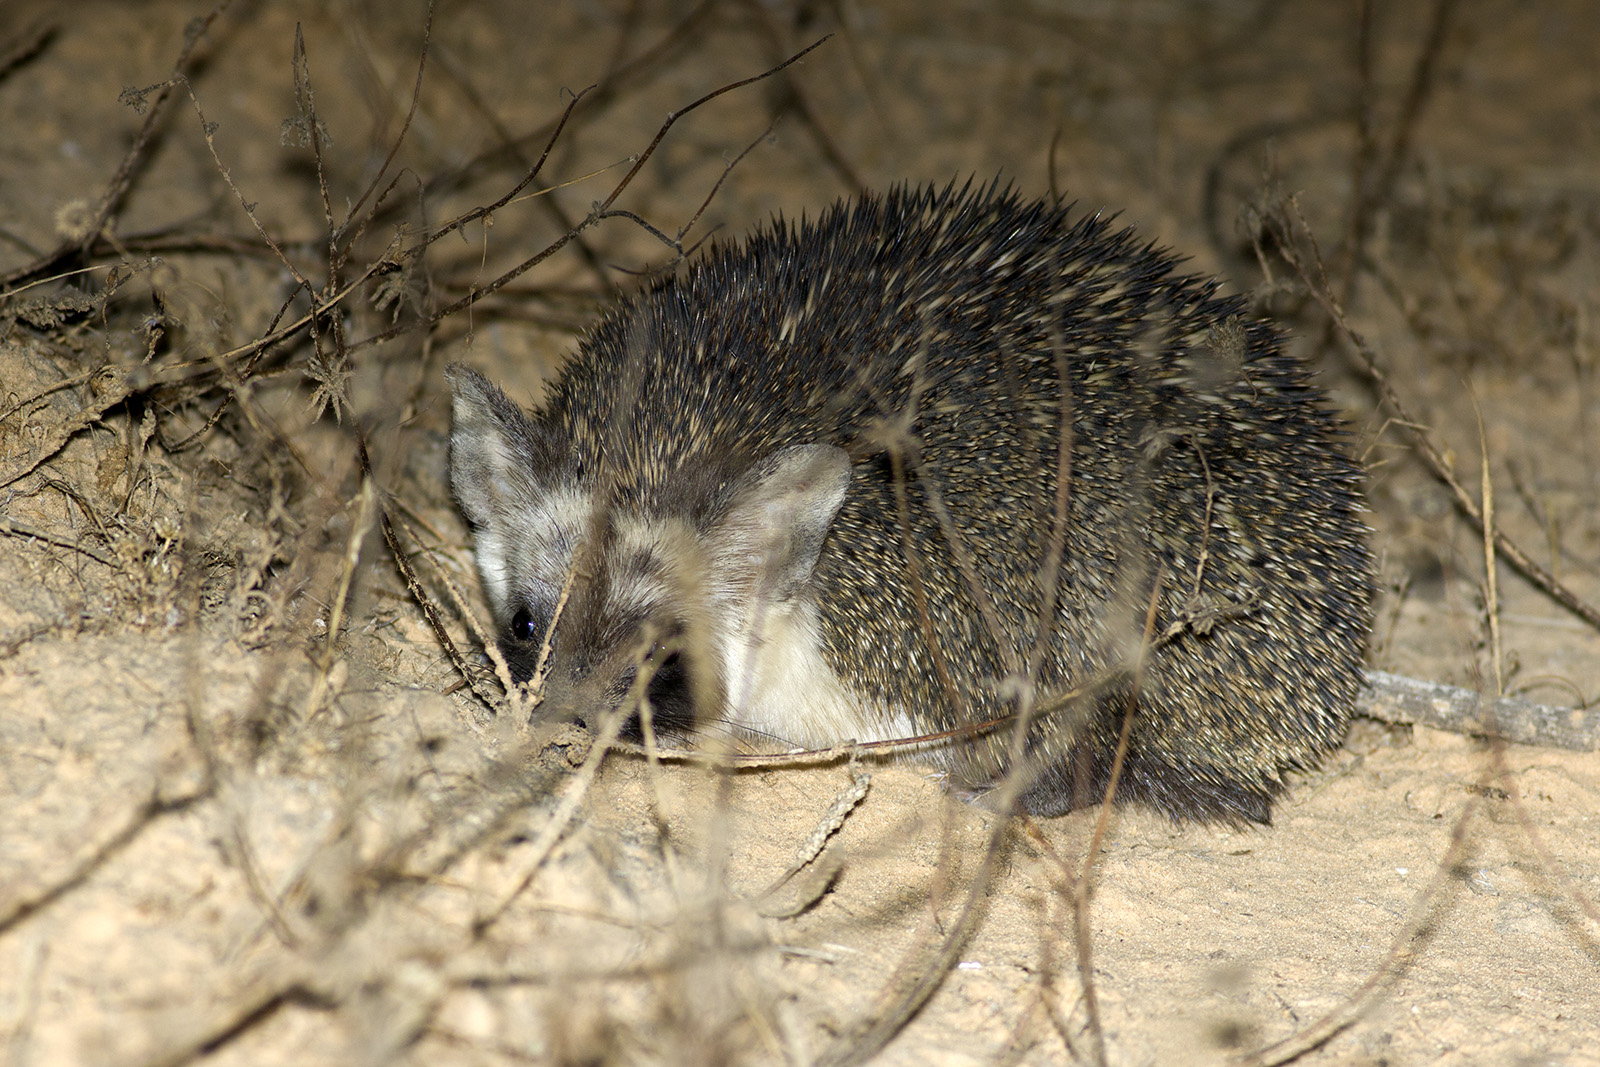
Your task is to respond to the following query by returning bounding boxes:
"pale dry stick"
[1472,389,1504,697]
[913,465,1024,678]
[471,689,636,935]
[1015,817,1083,1060]
[518,564,578,721]
[631,685,685,895]
[378,508,504,711]
[1474,449,1600,940]
[887,445,965,713]
[377,453,568,724]
[984,314,1085,956]
[1022,320,1076,691]
[612,631,700,903]
[1242,797,1479,1067]
[822,316,968,716]
[687,576,801,1038]
[813,730,1033,1066]
[220,696,364,967]
[608,644,1183,773]
[1274,199,1600,632]
[1357,670,1599,751]
[756,765,871,915]
[630,723,971,768]
[417,539,517,693]
[877,328,1025,696]
[1178,434,1219,606]
[1073,575,1164,1067]
[225,819,304,952]
[302,477,377,721]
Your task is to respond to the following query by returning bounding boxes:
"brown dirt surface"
[1,2,1597,1065]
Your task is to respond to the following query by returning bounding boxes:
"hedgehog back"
[538,183,1371,823]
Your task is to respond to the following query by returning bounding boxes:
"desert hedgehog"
[448,181,1372,824]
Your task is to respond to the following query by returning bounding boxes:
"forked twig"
[355,37,832,353]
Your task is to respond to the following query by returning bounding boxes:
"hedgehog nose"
[532,665,624,735]
[530,672,584,727]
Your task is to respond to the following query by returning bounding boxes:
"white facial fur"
[479,490,915,750]
[451,367,915,753]
[714,593,918,748]
[472,483,588,624]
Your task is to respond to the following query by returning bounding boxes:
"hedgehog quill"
[448,182,1373,824]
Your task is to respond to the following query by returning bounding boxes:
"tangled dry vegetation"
[1,2,1597,1065]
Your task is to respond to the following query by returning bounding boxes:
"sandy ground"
[1,1,1597,1064]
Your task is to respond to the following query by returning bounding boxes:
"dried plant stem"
[1072,576,1162,1067]
[303,477,376,721]
[1275,201,1600,633]
[1471,390,1504,697]
[1243,798,1478,1066]
[0,779,211,937]
[471,697,634,935]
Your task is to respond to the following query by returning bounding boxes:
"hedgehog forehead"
[601,512,701,618]
[476,482,588,615]
[482,482,708,646]
[532,510,701,664]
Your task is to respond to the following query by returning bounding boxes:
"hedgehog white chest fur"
[448,181,1373,825]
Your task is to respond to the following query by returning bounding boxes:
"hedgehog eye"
[510,608,537,642]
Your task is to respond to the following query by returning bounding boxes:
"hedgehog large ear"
[711,444,851,601]
[447,363,546,529]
